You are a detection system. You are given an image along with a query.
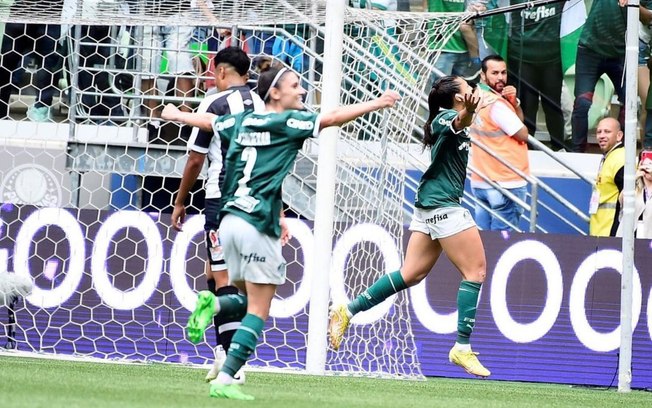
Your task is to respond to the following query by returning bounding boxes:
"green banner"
[560,0,588,73]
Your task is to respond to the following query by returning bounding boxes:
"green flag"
[560,0,587,73]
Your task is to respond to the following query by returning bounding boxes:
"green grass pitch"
[1,355,652,407]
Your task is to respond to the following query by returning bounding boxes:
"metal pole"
[618,0,640,393]
[305,0,345,375]
[307,26,317,106]
[527,136,595,185]
[131,24,145,140]
[529,181,539,233]
[66,24,83,208]
[465,0,568,20]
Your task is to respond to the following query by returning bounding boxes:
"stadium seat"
[563,65,615,130]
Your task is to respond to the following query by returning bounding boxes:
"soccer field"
[1,355,651,408]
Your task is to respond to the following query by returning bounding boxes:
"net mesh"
[0,1,466,380]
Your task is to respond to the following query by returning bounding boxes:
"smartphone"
[641,150,652,165]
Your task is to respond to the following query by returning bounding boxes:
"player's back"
[216,109,320,236]
[190,86,265,198]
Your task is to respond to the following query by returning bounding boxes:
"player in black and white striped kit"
[171,47,264,384]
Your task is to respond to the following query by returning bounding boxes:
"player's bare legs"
[440,227,490,377]
[329,232,440,350]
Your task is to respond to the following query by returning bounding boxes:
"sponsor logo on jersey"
[215,117,236,131]
[287,118,314,130]
[425,213,448,224]
[242,116,269,127]
[521,6,556,22]
[458,141,471,151]
[437,117,452,127]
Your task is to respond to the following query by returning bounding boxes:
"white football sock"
[454,342,471,352]
[216,371,234,385]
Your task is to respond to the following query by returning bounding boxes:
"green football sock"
[215,286,244,352]
[216,293,247,321]
[221,313,264,377]
[348,270,407,315]
[456,280,482,345]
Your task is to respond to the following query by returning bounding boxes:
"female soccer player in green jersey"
[162,66,399,400]
[328,76,490,378]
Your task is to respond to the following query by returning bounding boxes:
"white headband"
[263,67,289,102]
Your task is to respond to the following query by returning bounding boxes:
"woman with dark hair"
[162,66,399,400]
[328,76,490,378]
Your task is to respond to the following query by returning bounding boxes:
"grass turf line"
[1,355,651,407]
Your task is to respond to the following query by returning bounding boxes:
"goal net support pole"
[306,0,345,375]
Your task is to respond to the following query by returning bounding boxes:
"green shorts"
[219,213,287,285]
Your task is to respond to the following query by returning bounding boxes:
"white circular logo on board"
[1,164,62,206]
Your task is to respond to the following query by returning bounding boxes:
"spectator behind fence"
[424,0,481,82]
[129,0,197,140]
[616,151,652,239]
[571,0,652,152]
[0,23,63,122]
[75,25,126,123]
[466,0,496,61]
[589,117,624,237]
[347,0,400,140]
[507,0,566,151]
[469,55,529,231]
[272,24,308,76]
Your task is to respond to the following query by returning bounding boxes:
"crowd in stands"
[1,0,651,237]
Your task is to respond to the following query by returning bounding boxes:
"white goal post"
[0,0,468,380]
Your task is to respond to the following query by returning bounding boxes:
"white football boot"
[205,345,226,382]
[205,345,246,384]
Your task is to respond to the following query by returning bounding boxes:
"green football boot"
[209,382,254,400]
[186,291,215,344]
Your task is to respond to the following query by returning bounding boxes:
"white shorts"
[140,24,195,77]
[219,214,287,285]
[409,206,476,239]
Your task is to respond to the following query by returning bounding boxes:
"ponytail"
[422,110,439,149]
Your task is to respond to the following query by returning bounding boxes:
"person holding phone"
[616,150,652,238]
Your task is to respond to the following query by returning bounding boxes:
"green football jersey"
[427,0,467,53]
[508,0,562,63]
[580,0,651,58]
[214,110,320,237]
[415,109,470,209]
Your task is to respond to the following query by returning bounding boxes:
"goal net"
[0,1,466,380]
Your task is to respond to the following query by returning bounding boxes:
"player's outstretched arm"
[161,103,216,132]
[318,90,400,131]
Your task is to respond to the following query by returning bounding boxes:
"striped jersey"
[189,85,264,199]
